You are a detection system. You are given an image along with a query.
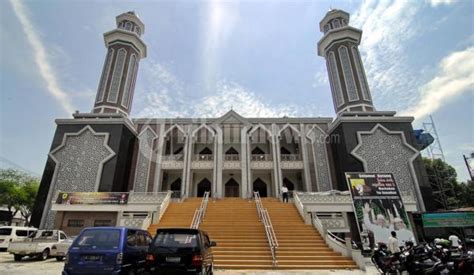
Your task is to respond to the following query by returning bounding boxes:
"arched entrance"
[283,178,295,191]
[225,178,239,197]
[253,178,267,197]
[197,178,211,197]
[170,178,181,198]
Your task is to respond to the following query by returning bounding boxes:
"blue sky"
[1,0,473,181]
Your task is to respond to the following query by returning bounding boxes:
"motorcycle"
[400,241,446,275]
[371,242,401,274]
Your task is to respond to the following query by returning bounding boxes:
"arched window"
[225,147,239,155]
[199,147,212,155]
[332,19,341,28]
[125,21,132,31]
[252,147,265,155]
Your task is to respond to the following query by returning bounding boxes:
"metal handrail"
[254,191,278,267]
[190,191,210,229]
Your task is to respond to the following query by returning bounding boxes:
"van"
[63,227,151,275]
[0,226,37,250]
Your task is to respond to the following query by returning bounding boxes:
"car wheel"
[14,255,23,262]
[40,249,50,261]
[55,256,64,261]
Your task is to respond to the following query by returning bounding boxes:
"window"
[72,229,120,250]
[16,230,28,237]
[67,219,84,227]
[126,230,137,247]
[137,232,146,246]
[0,228,13,236]
[94,220,112,227]
[332,19,341,28]
[60,233,68,240]
[125,22,132,31]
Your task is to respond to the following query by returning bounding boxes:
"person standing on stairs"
[281,184,289,203]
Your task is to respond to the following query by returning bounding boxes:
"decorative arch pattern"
[328,52,344,107]
[338,46,359,102]
[96,48,114,103]
[107,48,127,103]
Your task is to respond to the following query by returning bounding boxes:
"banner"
[346,172,415,247]
[56,192,128,205]
[422,212,474,228]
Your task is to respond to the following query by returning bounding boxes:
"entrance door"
[170,178,181,198]
[253,178,267,197]
[197,178,211,197]
[225,178,239,197]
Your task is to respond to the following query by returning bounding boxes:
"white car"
[0,226,37,251]
[7,230,69,261]
[51,237,75,261]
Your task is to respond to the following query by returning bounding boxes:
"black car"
[146,228,216,275]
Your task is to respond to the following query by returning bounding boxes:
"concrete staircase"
[148,197,357,270]
[147,198,202,234]
[262,198,357,269]
[200,198,273,269]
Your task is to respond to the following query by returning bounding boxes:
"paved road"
[0,252,377,275]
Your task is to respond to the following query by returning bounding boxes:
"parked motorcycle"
[371,243,401,275]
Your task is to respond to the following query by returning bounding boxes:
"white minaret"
[317,9,374,115]
[93,11,147,116]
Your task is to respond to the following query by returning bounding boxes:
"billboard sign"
[346,172,415,246]
[56,192,129,205]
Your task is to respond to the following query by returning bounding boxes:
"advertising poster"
[346,172,415,246]
[56,192,129,205]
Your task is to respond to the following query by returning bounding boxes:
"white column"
[272,124,281,197]
[153,124,165,192]
[213,125,223,198]
[240,126,249,198]
[182,126,193,198]
[299,123,312,192]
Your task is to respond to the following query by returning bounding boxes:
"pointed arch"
[278,123,300,137]
[248,124,272,137]
[191,124,216,137]
[225,147,239,155]
[164,124,186,137]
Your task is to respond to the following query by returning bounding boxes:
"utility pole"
[463,153,474,181]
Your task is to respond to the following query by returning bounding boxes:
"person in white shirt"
[388,231,401,254]
[281,185,289,203]
[363,203,391,243]
[449,234,461,248]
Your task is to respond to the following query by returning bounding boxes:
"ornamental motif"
[133,128,157,192]
[338,46,359,102]
[351,125,419,196]
[108,48,127,103]
[328,52,344,107]
[96,49,114,103]
[307,127,332,192]
[352,47,371,101]
[43,126,115,229]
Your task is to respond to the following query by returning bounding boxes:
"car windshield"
[0,228,12,236]
[71,229,120,250]
[154,232,198,248]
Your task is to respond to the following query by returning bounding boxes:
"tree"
[0,169,39,225]
[423,158,474,209]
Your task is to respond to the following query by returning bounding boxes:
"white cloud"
[9,0,75,114]
[136,61,320,118]
[428,0,456,7]
[351,0,425,110]
[401,47,474,119]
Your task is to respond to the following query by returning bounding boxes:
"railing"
[254,191,278,267]
[193,154,214,161]
[162,154,184,161]
[280,154,301,161]
[251,154,272,161]
[224,155,240,161]
[157,191,172,222]
[190,191,210,229]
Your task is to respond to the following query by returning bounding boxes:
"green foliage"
[423,158,473,209]
[0,169,39,225]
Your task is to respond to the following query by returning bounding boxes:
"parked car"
[7,229,69,261]
[63,227,152,275]
[146,228,216,275]
[51,236,76,261]
[0,226,37,251]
